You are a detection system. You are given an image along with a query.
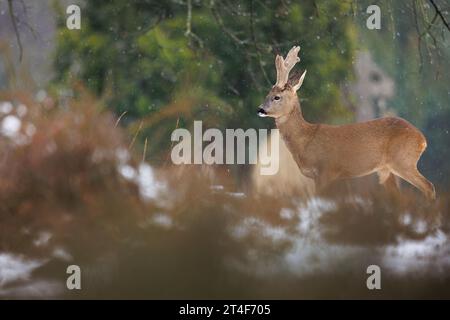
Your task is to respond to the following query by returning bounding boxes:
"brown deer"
[257,46,435,201]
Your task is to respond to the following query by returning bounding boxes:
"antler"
[274,46,301,88]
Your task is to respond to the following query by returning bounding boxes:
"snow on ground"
[0,253,43,287]
[382,230,450,275]
[0,101,35,145]
[230,196,450,277]
[116,147,166,203]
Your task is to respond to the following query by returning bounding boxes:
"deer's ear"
[293,70,307,91]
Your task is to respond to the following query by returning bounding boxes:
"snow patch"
[382,230,450,275]
[1,115,21,137]
[0,253,44,287]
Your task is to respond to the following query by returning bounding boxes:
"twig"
[428,0,450,31]
[419,0,442,78]
[185,0,204,48]
[313,1,320,17]
[412,0,425,69]
[419,11,438,38]
[142,137,148,163]
[129,120,143,149]
[7,0,23,62]
[17,0,38,39]
[250,0,271,87]
[115,111,128,127]
[388,1,396,40]
[210,0,248,46]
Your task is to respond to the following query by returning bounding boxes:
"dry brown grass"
[0,89,449,299]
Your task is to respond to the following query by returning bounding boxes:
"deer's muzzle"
[257,107,268,117]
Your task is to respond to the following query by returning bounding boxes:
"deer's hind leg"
[388,134,436,201]
[377,168,399,194]
[391,167,435,201]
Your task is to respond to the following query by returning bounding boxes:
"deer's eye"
[274,96,281,101]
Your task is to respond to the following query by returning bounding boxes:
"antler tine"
[284,46,300,70]
[274,46,301,88]
[275,55,285,87]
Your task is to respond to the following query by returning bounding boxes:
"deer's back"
[302,117,426,177]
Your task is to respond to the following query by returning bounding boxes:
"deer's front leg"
[314,169,339,194]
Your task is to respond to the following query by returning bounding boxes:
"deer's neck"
[275,101,316,155]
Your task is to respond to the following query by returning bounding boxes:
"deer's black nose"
[257,108,267,116]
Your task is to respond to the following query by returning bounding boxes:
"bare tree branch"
[209,0,248,46]
[428,0,450,31]
[250,0,271,87]
[412,0,425,69]
[7,0,23,62]
[185,0,204,48]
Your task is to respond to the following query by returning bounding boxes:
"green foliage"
[53,0,356,160]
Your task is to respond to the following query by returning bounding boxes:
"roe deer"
[257,46,436,201]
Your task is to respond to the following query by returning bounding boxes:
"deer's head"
[258,46,306,118]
